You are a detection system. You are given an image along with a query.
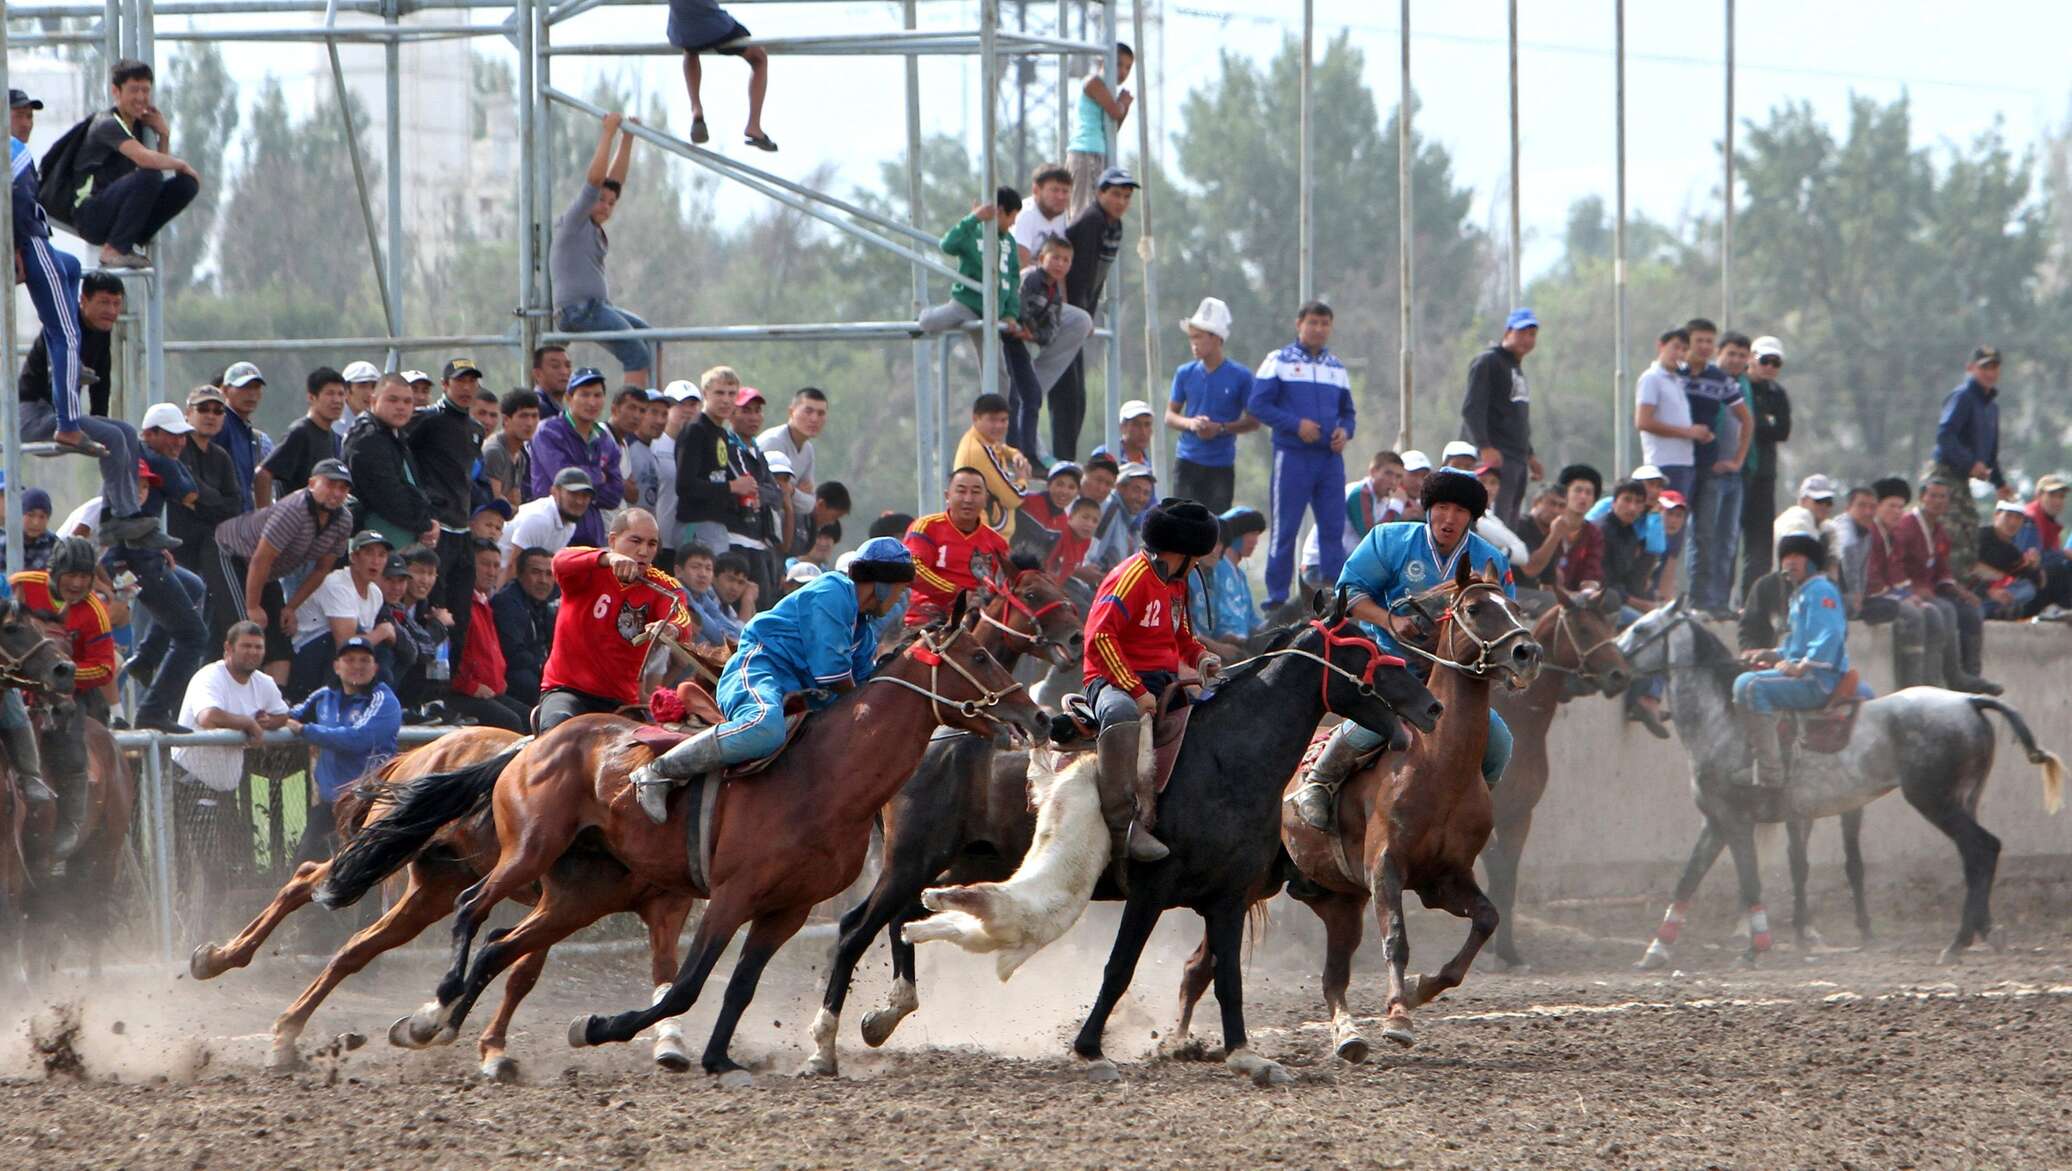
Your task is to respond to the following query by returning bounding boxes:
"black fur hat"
[1420,466,1489,522]
[1776,532,1827,570]
[1142,498,1220,557]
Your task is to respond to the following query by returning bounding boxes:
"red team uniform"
[902,511,1012,625]
[1082,551,1206,697]
[539,547,694,705]
[9,570,116,699]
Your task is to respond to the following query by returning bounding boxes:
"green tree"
[157,45,239,299]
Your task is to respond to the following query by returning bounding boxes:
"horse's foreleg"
[1162,932,1213,1058]
[1374,852,1415,1048]
[191,859,328,980]
[1206,899,1289,1087]
[701,903,814,1084]
[1307,891,1370,1063]
[1482,816,1530,969]
[1638,818,1727,970]
[1071,888,1165,1081]
[431,825,570,1025]
[1407,871,1499,1011]
[1839,809,1872,942]
[644,896,696,1072]
[281,867,459,1069]
[572,896,748,1051]
[475,948,547,1083]
[1721,820,1771,962]
[441,880,598,1044]
[1785,818,1814,945]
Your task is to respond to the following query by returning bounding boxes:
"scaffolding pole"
[1101,0,1121,461]
[1298,0,1313,303]
[386,4,406,369]
[1722,0,1735,326]
[1396,0,1413,453]
[906,0,935,512]
[1134,0,1162,483]
[980,0,1003,404]
[1507,0,1521,308]
[3,25,20,577]
[1613,0,1630,474]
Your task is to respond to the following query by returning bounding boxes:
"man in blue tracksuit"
[1288,468,1517,830]
[1732,532,1850,817]
[630,536,915,821]
[10,98,162,549]
[1248,300,1356,612]
[285,635,402,863]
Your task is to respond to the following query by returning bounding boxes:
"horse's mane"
[872,623,932,670]
[1213,621,1305,690]
[1007,551,1043,576]
[1681,617,1745,692]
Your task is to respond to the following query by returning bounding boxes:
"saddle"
[1055,682,1194,794]
[1777,668,1864,756]
[630,682,812,778]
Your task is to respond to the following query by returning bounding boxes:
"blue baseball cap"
[568,367,607,391]
[1505,307,1539,331]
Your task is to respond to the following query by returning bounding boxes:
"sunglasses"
[191,402,228,413]
[1756,357,1782,367]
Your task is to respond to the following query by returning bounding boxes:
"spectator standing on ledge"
[1679,321,1752,619]
[1163,298,1257,514]
[284,636,400,864]
[1066,44,1134,215]
[1459,307,1542,526]
[758,386,827,522]
[1010,162,1073,265]
[492,545,557,703]
[17,271,125,422]
[69,59,200,269]
[1634,327,1704,504]
[1055,168,1139,462]
[484,389,540,509]
[408,358,490,658]
[1249,300,1356,612]
[1738,336,1792,599]
[342,374,439,553]
[253,367,345,507]
[1930,345,2012,580]
[218,361,269,510]
[171,624,291,892]
[1015,238,1094,456]
[125,404,211,731]
[529,367,624,548]
[668,0,775,151]
[553,112,653,387]
[337,360,380,441]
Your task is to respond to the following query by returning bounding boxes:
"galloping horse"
[0,596,80,985]
[1485,585,1631,968]
[1174,563,1540,1061]
[316,606,1046,1086]
[1617,601,2064,965]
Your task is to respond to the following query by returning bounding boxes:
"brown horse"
[191,725,702,1079]
[1484,584,1631,969]
[316,607,1046,1086]
[1174,562,1539,1061]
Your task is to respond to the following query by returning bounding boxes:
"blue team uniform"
[12,138,84,432]
[1336,520,1517,784]
[1733,573,1851,713]
[711,569,888,760]
[1248,341,1356,607]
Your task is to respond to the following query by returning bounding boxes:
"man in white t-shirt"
[288,529,395,699]
[173,622,293,885]
[1634,325,1707,503]
[499,467,593,584]
[1010,162,1074,266]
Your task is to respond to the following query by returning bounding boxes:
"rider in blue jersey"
[1288,467,1518,830]
[1733,531,1851,816]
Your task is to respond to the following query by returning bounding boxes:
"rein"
[1623,610,1735,675]
[1535,604,1623,685]
[974,571,1071,656]
[1390,580,1534,677]
[869,623,1026,727]
[1217,617,1407,718]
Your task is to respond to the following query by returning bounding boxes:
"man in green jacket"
[919,186,1045,462]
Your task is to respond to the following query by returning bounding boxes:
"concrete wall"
[1522,620,2072,898]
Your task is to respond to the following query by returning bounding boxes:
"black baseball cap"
[335,635,379,658]
[1096,166,1140,191]
[1970,345,2001,366]
[9,89,43,111]
[472,497,514,519]
[442,358,482,381]
[381,553,411,578]
[349,529,394,553]
[552,466,596,492]
[310,457,353,484]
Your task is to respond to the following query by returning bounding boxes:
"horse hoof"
[188,944,220,981]
[1334,1035,1371,1065]
[1635,940,1672,971]
[388,1015,429,1051]
[1408,974,1448,1009]
[1380,1014,1415,1049]
[1080,1057,1121,1084]
[654,1045,692,1074]
[480,1055,519,1083]
[1226,1048,1292,1087]
[715,1068,755,1090]
[795,1055,837,1079]
[265,1044,303,1073]
[402,1001,451,1047]
[858,1010,899,1049]
[1936,945,1962,966]
[430,1024,460,1048]
[568,1015,601,1048]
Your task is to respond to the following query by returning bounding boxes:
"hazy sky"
[188,0,2072,281]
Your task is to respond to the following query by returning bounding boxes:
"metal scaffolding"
[2,0,1133,543]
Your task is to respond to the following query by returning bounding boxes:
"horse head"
[1541,583,1632,697]
[884,604,1048,744]
[1305,613,1443,738]
[0,596,76,697]
[972,557,1083,669]
[1393,558,1540,688]
[1613,598,1685,676]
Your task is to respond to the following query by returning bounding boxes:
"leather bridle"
[1390,580,1536,677]
[1220,617,1408,718]
[870,622,1028,728]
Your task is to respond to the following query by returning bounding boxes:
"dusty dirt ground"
[3,864,2070,1169]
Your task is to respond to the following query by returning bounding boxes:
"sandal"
[49,433,111,458]
[690,116,709,145]
[744,132,778,153]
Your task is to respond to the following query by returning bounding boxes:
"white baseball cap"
[1751,336,1785,361]
[1992,499,2027,516]
[341,360,381,384]
[1179,296,1232,340]
[402,369,432,385]
[141,402,194,434]
[663,379,702,403]
[1798,473,1838,500]
[1400,450,1432,473]
[785,561,823,584]
[1119,399,1154,423]
[765,450,795,477]
[1117,461,1156,482]
[1440,440,1479,463]
[1631,464,1666,482]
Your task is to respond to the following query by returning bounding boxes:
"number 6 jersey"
[1082,550,1206,697]
[539,546,694,705]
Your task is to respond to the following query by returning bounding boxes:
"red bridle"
[1307,617,1407,712]
[977,569,1072,651]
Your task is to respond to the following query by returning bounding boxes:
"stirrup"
[1126,821,1169,862]
[631,766,675,824]
[1288,782,1337,831]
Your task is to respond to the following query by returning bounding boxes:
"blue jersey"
[10,138,51,244]
[292,682,403,802]
[1248,342,1355,453]
[1338,521,1515,655]
[1206,555,1259,642]
[1777,573,1849,690]
[730,570,884,703]
[1168,358,1254,467]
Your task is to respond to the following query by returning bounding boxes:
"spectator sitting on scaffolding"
[17,270,124,422]
[553,111,653,388]
[70,58,200,271]
[667,0,775,151]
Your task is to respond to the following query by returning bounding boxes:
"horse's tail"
[314,744,523,908]
[1968,698,2065,815]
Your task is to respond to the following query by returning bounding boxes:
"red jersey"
[903,511,1011,626]
[1082,552,1206,697]
[539,547,694,705]
[1045,527,1092,578]
[1020,491,1067,532]
[9,571,116,697]
[452,592,507,697]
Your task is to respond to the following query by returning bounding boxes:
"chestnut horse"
[1175,563,1539,1062]
[0,597,81,985]
[1484,584,1631,968]
[316,608,1046,1085]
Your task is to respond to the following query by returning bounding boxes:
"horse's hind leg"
[571,893,752,1054]
[1721,818,1772,962]
[191,859,329,980]
[443,877,605,1055]
[428,817,575,1033]
[1305,890,1370,1063]
[1373,852,1416,1047]
[1483,815,1530,969]
[1785,818,1815,945]
[1840,810,1872,942]
[1904,788,2001,962]
[644,896,696,1073]
[700,903,814,1083]
[279,865,461,1069]
[1167,932,1214,1056]
[476,948,548,1083]
[1638,818,1727,969]
[1206,898,1290,1087]
[1407,871,1499,1011]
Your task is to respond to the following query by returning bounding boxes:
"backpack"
[36,115,96,230]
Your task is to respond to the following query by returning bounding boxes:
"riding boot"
[0,714,54,807]
[41,714,91,860]
[1096,720,1167,863]
[1739,711,1788,823]
[630,728,726,824]
[1287,722,1364,832]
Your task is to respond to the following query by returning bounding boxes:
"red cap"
[1658,490,1688,510]
[138,458,162,488]
[737,386,767,406]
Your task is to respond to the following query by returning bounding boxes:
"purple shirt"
[528,412,624,546]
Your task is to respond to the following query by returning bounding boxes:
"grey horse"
[1616,600,2063,965]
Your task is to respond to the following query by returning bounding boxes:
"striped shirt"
[213,488,352,577]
